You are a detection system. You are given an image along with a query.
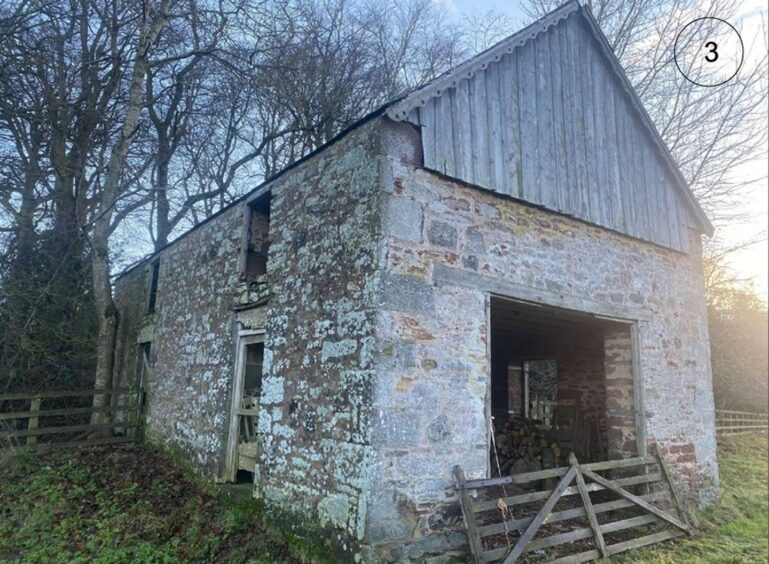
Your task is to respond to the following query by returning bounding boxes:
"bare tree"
[459,9,519,53]
[250,0,464,156]
[89,0,176,424]
[0,0,484,397]
[360,0,466,96]
[0,0,130,390]
[137,0,466,248]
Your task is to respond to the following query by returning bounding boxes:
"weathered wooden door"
[225,332,264,482]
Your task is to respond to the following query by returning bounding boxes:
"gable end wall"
[362,121,718,561]
[410,11,696,253]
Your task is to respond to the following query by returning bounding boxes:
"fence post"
[27,397,40,446]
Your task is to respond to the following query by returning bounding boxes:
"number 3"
[705,41,719,62]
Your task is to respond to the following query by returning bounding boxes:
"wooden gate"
[455,445,691,563]
[0,387,144,453]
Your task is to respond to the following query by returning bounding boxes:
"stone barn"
[112,1,718,561]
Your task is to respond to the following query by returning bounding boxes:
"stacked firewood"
[492,417,564,477]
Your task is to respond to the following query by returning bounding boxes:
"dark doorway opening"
[490,296,636,477]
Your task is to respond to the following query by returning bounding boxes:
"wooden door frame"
[224,330,264,482]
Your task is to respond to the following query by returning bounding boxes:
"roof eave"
[386,0,581,121]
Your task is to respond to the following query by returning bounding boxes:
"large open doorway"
[490,296,638,477]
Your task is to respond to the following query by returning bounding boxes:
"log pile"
[492,416,564,477]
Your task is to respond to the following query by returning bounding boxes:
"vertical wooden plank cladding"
[536,30,557,209]
[616,102,636,238]
[518,42,538,203]
[454,80,472,181]
[641,143,661,247]
[437,88,456,176]
[648,158,666,247]
[580,25,599,224]
[632,124,650,238]
[653,152,671,249]
[421,99,436,169]
[566,16,589,218]
[605,73,623,231]
[679,193,690,252]
[487,61,506,193]
[550,25,568,212]
[470,70,490,187]
[650,163,667,248]
[628,106,645,239]
[409,12,696,253]
[657,163,675,248]
[665,169,683,251]
[590,38,610,227]
[499,53,522,197]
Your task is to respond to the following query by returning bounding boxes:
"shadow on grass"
[0,443,336,563]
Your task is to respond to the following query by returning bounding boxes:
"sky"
[721,0,768,302]
[446,0,769,302]
[450,0,526,16]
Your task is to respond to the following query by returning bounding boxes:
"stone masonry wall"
[113,266,150,391]
[255,120,384,552]
[369,119,718,559]
[604,325,637,459]
[114,203,246,476]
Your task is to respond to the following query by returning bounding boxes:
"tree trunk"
[91,0,173,428]
[155,133,171,250]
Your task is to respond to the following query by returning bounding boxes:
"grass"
[613,433,768,563]
[0,435,766,563]
[0,443,333,563]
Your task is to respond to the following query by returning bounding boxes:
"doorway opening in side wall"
[225,332,265,484]
[489,296,638,477]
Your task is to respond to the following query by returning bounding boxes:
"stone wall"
[114,203,246,476]
[552,330,608,460]
[254,120,385,551]
[369,119,717,558]
[113,265,151,391]
[604,325,637,459]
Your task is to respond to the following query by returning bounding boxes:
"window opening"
[245,206,270,282]
[147,261,160,313]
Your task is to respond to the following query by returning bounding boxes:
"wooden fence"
[0,387,144,452]
[715,409,768,436]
